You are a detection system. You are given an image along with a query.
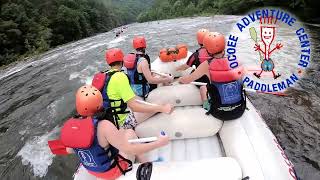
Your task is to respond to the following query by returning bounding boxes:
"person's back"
[206,57,246,120]
[176,29,211,86]
[179,32,246,120]
[53,85,169,180]
[100,48,173,129]
[107,69,137,128]
[124,36,173,99]
[176,29,210,69]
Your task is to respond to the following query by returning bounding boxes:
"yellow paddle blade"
[249,27,258,42]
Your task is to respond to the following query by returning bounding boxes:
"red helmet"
[75,85,103,116]
[105,48,124,65]
[197,29,209,45]
[203,32,225,54]
[133,36,146,49]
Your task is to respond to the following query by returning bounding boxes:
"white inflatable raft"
[74,53,297,180]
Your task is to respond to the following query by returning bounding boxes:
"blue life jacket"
[73,118,119,172]
[125,53,151,99]
[206,58,246,120]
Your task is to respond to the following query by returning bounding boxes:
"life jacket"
[188,47,211,68]
[159,44,188,62]
[123,53,151,99]
[188,47,211,85]
[60,115,132,174]
[92,70,130,125]
[206,58,246,120]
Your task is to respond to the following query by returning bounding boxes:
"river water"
[0,16,319,180]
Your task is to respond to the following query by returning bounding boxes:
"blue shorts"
[261,59,274,71]
[131,84,150,97]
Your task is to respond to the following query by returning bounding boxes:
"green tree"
[184,2,197,16]
[173,0,183,17]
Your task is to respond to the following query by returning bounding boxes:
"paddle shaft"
[128,137,158,143]
[151,71,171,78]
[189,82,287,96]
[190,81,207,86]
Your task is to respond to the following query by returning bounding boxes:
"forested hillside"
[0,0,154,66]
[137,0,320,23]
[1,0,319,67]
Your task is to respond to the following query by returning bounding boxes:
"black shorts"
[190,69,210,88]
[194,75,210,88]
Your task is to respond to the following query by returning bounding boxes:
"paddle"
[48,139,69,155]
[49,133,165,154]
[190,81,207,86]
[189,82,287,96]
[249,27,264,62]
[129,131,165,143]
[128,137,158,143]
[151,71,171,78]
[48,137,158,155]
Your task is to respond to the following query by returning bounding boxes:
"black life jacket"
[187,47,211,68]
[124,53,152,99]
[92,70,130,126]
[206,58,246,120]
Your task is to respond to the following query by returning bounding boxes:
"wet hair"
[136,47,146,54]
[109,61,123,67]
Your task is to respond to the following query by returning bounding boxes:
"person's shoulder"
[109,71,129,85]
[110,71,128,82]
[138,56,150,67]
[138,56,148,63]
[111,71,127,79]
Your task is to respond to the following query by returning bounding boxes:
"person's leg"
[119,129,147,163]
[134,112,155,124]
[200,86,210,111]
[200,86,207,102]
[132,96,157,125]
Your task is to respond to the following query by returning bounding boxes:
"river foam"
[17,126,60,177]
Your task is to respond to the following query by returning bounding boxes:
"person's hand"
[178,75,192,84]
[156,132,169,147]
[164,75,174,83]
[176,66,183,72]
[160,103,173,114]
[276,43,283,49]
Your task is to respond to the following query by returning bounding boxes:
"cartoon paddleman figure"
[250,16,283,79]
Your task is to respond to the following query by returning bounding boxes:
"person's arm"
[127,97,172,114]
[140,60,173,84]
[176,64,190,71]
[179,61,210,84]
[176,52,196,71]
[115,73,172,114]
[66,148,74,154]
[100,121,169,155]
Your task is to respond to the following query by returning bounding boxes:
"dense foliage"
[1,0,319,66]
[137,0,320,23]
[0,0,153,66]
